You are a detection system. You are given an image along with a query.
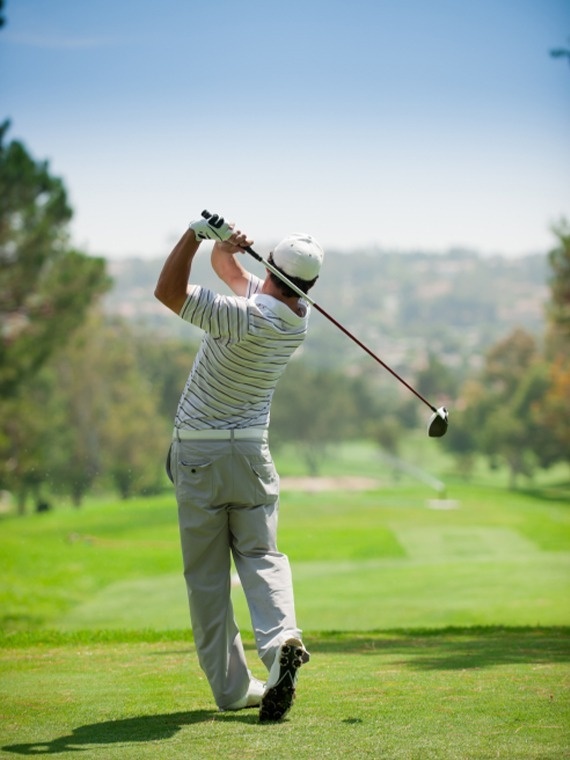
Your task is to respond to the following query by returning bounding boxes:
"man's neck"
[261,277,304,316]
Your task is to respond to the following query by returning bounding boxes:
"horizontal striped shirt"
[175,275,309,430]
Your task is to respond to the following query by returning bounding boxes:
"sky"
[2,0,570,259]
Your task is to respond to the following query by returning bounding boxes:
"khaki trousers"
[168,435,301,709]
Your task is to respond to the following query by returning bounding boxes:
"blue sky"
[2,0,569,258]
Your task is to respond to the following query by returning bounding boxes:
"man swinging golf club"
[155,212,323,722]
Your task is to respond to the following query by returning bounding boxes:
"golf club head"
[428,407,448,438]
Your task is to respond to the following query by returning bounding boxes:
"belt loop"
[230,429,235,442]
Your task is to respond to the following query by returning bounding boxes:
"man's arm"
[154,229,200,315]
[154,213,253,313]
[211,240,252,297]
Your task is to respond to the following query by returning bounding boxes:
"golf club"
[201,210,448,437]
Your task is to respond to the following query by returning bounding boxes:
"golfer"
[154,212,324,722]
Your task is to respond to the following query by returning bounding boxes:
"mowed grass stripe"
[392,525,540,560]
[56,549,570,632]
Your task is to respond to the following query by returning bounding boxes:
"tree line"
[441,220,569,488]
[1,125,568,513]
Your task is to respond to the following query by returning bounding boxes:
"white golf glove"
[189,213,233,242]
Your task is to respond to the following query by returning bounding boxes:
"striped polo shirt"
[174,274,309,430]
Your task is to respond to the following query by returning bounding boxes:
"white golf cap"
[272,233,324,281]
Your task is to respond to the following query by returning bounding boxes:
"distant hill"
[103,247,549,378]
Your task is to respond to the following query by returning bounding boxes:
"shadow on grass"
[517,481,570,502]
[1,709,260,755]
[309,626,570,670]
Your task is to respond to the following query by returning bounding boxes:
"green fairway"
[1,629,568,759]
[1,452,569,757]
[1,475,569,633]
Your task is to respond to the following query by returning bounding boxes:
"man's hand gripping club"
[189,213,233,242]
[191,212,253,296]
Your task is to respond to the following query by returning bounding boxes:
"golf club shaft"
[244,244,437,413]
[314,303,437,413]
[201,211,438,413]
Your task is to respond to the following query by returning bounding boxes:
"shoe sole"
[259,640,305,723]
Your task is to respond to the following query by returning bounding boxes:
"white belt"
[173,427,268,441]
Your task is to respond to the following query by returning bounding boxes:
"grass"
[1,442,569,757]
[1,477,568,632]
[1,629,568,758]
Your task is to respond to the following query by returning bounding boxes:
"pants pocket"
[178,458,214,504]
[250,460,279,502]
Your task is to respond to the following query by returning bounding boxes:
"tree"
[47,314,109,505]
[0,122,111,399]
[546,218,570,342]
[445,329,546,487]
[0,376,56,514]
[0,125,110,508]
[52,314,169,502]
[481,330,546,486]
[132,332,198,421]
[270,361,361,475]
[440,378,483,480]
[416,351,458,402]
[536,357,570,463]
[482,328,538,396]
[533,220,570,466]
[93,319,169,499]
